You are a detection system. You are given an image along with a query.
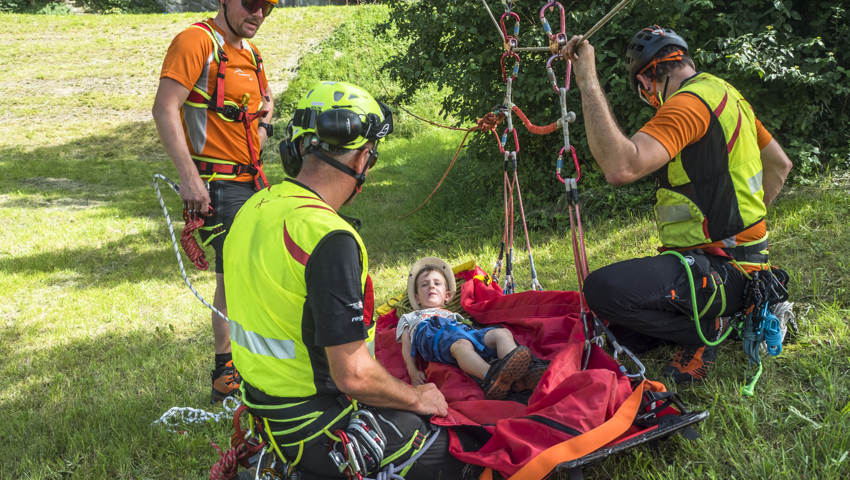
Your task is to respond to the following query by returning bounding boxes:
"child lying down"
[397,257,548,400]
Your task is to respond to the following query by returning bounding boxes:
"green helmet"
[290,81,393,152]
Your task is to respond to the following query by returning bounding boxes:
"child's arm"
[401,327,427,386]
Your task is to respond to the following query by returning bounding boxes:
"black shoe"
[665,317,728,384]
[481,346,532,400]
[211,360,241,404]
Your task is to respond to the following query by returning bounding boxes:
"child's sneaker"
[481,346,531,400]
[511,356,550,393]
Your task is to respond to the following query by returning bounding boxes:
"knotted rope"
[181,210,209,271]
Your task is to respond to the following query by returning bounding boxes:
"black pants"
[281,407,468,480]
[584,251,747,352]
[198,180,257,273]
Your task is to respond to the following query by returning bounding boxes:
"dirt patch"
[20,177,90,192]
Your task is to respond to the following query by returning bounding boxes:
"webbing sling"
[479,379,666,480]
[187,21,270,190]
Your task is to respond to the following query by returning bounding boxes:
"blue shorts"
[411,316,498,366]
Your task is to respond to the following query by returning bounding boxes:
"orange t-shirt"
[160,19,269,182]
[639,93,772,160]
[639,89,773,269]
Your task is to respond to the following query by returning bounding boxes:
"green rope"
[740,361,763,397]
[660,250,733,347]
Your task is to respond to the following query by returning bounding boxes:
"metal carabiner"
[500,127,520,154]
[500,11,520,51]
[500,51,520,83]
[539,1,568,53]
[556,145,581,184]
[613,345,647,380]
[546,54,571,94]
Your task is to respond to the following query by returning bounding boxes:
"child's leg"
[450,339,490,380]
[484,328,519,358]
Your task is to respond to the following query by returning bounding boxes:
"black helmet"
[625,26,689,94]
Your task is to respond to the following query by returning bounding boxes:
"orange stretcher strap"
[479,379,664,480]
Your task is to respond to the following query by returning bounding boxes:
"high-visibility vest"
[224,181,375,399]
[652,73,769,267]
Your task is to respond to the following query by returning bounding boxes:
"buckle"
[218,104,246,121]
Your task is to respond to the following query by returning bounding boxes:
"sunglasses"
[241,0,275,17]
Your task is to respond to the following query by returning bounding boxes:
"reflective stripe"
[748,169,764,194]
[656,204,693,223]
[230,320,296,360]
[721,236,737,248]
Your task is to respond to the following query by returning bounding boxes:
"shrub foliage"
[384,0,850,218]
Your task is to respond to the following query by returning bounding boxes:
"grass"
[2,5,850,480]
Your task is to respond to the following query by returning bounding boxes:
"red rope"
[512,105,559,135]
[181,211,209,271]
[208,441,247,480]
[399,112,505,217]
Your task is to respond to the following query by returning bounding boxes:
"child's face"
[414,270,452,308]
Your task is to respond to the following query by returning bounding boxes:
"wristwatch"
[258,122,274,137]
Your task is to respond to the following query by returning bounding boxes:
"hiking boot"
[481,346,532,400]
[666,316,729,384]
[511,355,550,393]
[211,360,241,404]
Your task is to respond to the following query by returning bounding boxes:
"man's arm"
[152,77,210,213]
[326,340,447,416]
[759,138,793,206]
[562,37,671,186]
[258,84,274,148]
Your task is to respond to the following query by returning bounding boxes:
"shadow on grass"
[0,325,231,479]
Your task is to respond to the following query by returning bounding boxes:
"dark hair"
[641,44,695,81]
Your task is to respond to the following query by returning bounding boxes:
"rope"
[152,396,242,433]
[153,174,233,324]
[209,440,251,480]
[398,112,505,217]
[181,210,209,271]
[512,105,560,135]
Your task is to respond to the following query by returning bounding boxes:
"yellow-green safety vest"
[223,180,375,400]
[652,73,768,262]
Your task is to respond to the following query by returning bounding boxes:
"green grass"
[2,6,850,480]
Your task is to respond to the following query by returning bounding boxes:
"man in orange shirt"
[562,27,793,384]
[152,0,276,402]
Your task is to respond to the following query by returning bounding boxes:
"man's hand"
[180,174,211,214]
[411,383,448,417]
[561,36,597,90]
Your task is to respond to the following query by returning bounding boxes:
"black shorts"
[198,180,257,274]
[583,251,748,351]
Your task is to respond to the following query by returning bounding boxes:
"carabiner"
[500,51,520,83]
[556,145,580,184]
[500,12,520,51]
[546,54,571,94]
[613,345,647,380]
[500,127,520,154]
[539,1,568,52]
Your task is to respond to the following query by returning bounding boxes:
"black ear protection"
[279,101,393,178]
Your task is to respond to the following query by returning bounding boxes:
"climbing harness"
[661,249,792,396]
[153,174,233,324]
[186,20,271,191]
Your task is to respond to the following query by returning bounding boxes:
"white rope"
[153,396,242,433]
[153,174,232,323]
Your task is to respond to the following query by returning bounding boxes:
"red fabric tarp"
[374,267,643,476]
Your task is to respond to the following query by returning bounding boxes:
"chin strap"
[222,3,241,38]
[637,50,683,109]
[310,148,368,203]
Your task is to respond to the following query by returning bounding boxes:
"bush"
[384,0,850,220]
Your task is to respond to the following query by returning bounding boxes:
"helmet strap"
[310,148,368,204]
[222,1,241,39]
